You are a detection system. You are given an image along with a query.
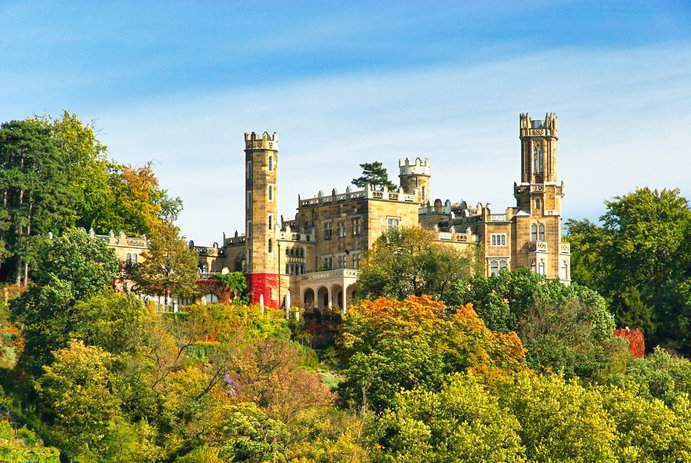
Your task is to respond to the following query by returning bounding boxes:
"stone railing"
[488,214,509,222]
[297,268,359,282]
[559,242,571,254]
[299,187,415,207]
[279,231,314,242]
[528,240,548,252]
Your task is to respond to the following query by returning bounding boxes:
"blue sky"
[2,1,690,243]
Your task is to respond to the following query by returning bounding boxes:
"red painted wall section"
[614,328,645,358]
[248,273,280,308]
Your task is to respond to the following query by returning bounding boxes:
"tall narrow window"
[247,191,252,210]
[247,161,252,179]
[537,259,545,275]
[535,198,541,211]
[531,224,538,241]
[352,217,361,236]
[490,260,499,276]
[268,155,273,171]
[338,222,346,238]
[268,185,273,201]
[268,214,273,230]
[421,186,426,201]
[539,224,545,241]
[324,222,332,240]
[268,239,272,253]
[533,143,543,174]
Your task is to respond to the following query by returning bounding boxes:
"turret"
[398,157,431,205]
[244,131,280,308]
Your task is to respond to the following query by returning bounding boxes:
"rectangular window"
[268,214,273,230]
[387,217,400,229]
[490,234,506,246]
[268,155,273,171]
[353,254,361,269]
[338,222,346,238]
[268,185,273,201]
[268,239,272,253]
[490,260,499,276]
[337,255,346,269]
[323,222,332,240]
[352,217,361,236]
[322,256,332,270]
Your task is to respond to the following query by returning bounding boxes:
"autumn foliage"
[614,328,645,358]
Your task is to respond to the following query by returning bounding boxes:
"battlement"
[399,157,431,176]
[244,131,279,150]
[519,112,558,138]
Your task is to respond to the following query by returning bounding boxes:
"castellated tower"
[244,131,280,308]
[399,157,431,205]
[514,112,562,215]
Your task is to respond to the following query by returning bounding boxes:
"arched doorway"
[331,284,343,311]
[303,288,315,309]
[317,286,329,312]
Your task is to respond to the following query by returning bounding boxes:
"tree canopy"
[567,187,691,354]
[351,162,397,191]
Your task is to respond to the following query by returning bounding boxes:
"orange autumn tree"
[337,295,526,411]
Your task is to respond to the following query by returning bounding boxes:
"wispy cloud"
[86,43,691,243]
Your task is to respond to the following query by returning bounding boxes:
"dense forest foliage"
[1,113,689,461]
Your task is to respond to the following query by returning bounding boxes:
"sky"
[2,0,690,244]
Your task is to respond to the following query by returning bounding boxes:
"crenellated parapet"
[519,112,558,139]
[398,157,431,176]
[244,131,279,150]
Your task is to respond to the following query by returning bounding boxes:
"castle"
[105,112,571,312]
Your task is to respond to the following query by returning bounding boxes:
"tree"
[371,373,525,463]
[133,222,199,308]
[567,188,691,353]
[337,296,526,411]
[351,162,397,191]
[35,340,120,460]
[0,119,77,284]
[446,269,623,380]
[10,228,118,371]
[212,272,249,304]
[357,227,473,301]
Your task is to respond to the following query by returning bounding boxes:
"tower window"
[421,186,426,200]
[268,185,273,201]
[268,155,273,171]
[247,161,252,179]
[533,143,543,175]
[530,224,538,241]
[539,224,545,241]
[247,191,252,210]
[268,214,273,230]
[268,239,272,253]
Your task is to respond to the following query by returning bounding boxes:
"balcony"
[297,268,359,282]
[528,240,548,253]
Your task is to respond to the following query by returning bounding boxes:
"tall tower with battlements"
[513,113,569,282]
[244,131,280,307]
[399,157,431,206]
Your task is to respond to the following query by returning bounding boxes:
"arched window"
[533,143,543,174]
[500,260,508,271]
[539,224,545,241]
[531,224,538,241]
[538,259,545,275]
[490,260,499,276]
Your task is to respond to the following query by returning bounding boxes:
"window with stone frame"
[352,217,362,236]
[490,260,500,276]
[268,155,273,171]
[352,253,361,269]
[337,222,346,238]
[323,222,332,240]
[539,224,545,241]
[490,233,506,246]
[387,217,400,229]
[530,224,538,241]
[337,255,346,269]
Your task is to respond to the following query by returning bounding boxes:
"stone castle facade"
[107,112,571,312]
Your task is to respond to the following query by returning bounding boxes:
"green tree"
[337,296,526,411]
[499,373,618,463]
[371,373,525,463]
[35,340,120,460]
[0,119,77,284]
[567,188,691,353]
[357,227,472,301]
[133,222,199,308]
[351,162,397,191]
[212,272,249,304]
[10,228,118,371]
